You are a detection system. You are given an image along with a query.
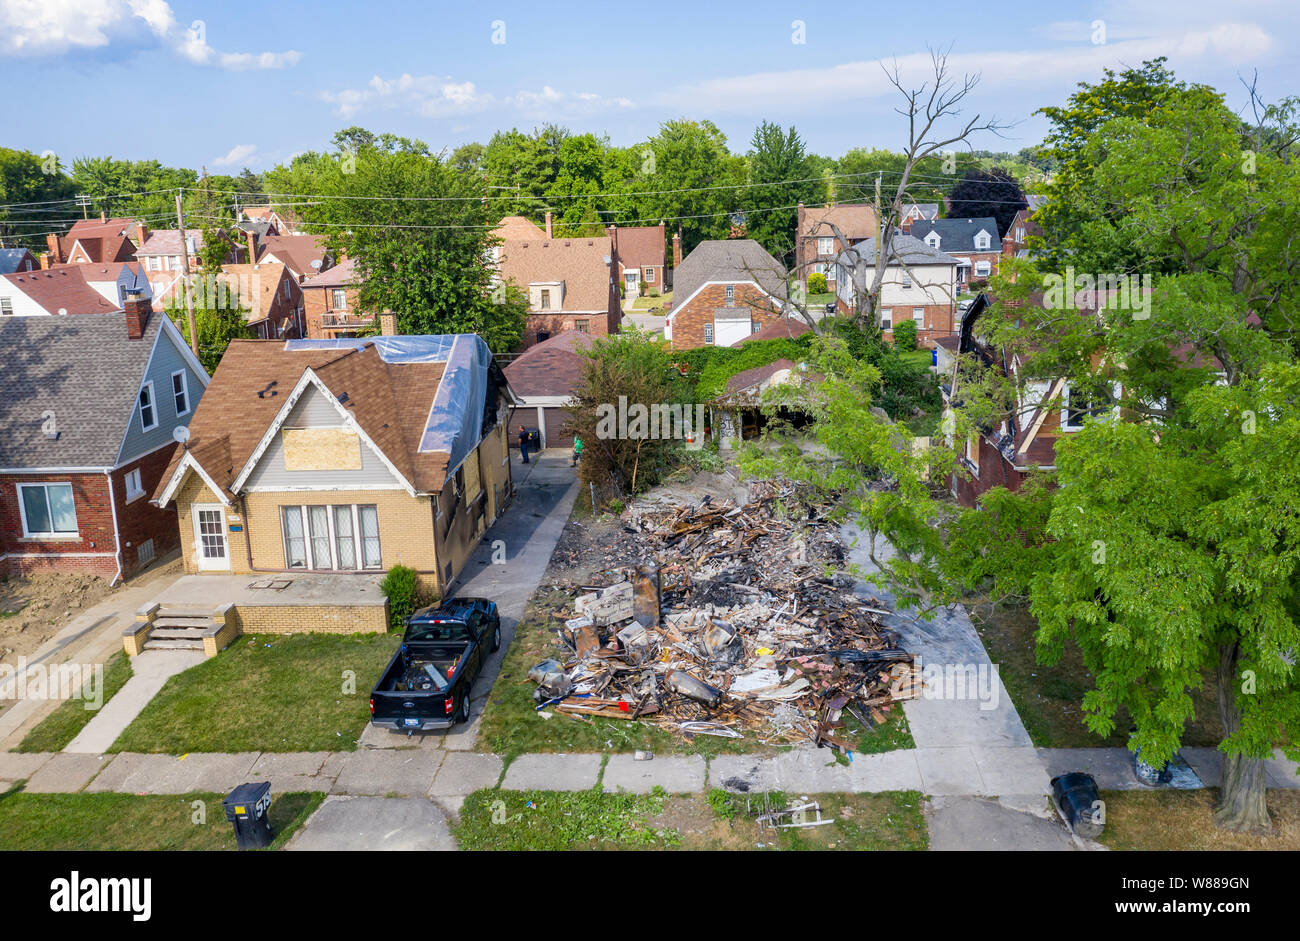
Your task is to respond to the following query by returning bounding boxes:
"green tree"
[631,120,744,253]
[742,121,824,263]
[0,147,76,250]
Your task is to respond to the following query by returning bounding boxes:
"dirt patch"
[0,573,114,666]
[1100,788,1300,851]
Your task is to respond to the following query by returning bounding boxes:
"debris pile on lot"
[529,479,916,747]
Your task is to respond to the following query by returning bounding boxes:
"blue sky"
[2,0,1296,172]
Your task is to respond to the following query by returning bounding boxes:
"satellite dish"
[310,259,323,269]
[172,426,191,445]
[58,308,67,316]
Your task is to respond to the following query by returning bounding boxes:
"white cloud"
[321,73,635,120]
[657,23,1274,114]
[0,0,301,69]
[212,144,257,167]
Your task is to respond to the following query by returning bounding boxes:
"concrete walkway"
[64,650,205,754]
[0,562,186,750]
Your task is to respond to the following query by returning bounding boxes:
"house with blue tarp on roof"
[152,334,520,601]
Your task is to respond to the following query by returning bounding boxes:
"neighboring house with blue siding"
[0,294,209,580]
[153,335,518,600]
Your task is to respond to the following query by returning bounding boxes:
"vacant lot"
[0,785,321,851]
[1099,788,1300,851]
[111,632,397,753]
[970,599,1222,749]
[454,787,927,851]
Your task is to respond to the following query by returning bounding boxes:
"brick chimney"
[99,210,107,224]
[45,233,64,265]
[378,309,397,336]
[123,288,152,340]
[672,231,682,267]
[246,229,257,263]
[135,221,149,248]
[544,211,553,239]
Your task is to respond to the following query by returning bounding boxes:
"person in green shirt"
[571,435,584,467]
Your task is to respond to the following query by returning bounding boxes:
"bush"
[638,279,648,297]
[807,272,828,294]
[892,318,918,351]
[379,564,423,631]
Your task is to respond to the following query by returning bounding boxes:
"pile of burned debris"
[529,479,917,748]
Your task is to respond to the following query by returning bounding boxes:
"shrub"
[638,279,648,297]
[379,565,422,631]
[807,272,828,294]
[892,318,918,351]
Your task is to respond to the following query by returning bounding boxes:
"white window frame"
[171,370,190,417]
[1061,383,1087,431]
[642,266,655,283]
[974,260,991,278]
[974,233,991,250]
[724,285,735,304]
[817,236,834,256]
[124,468,145,502]
[282,504,382,572]
[0,297,12,316]
[880,308,893,330]
[17,482,78,537]
[704,323,714,344]
[900,272,913,289]
[925,234,940,250]
[331,288,347,310]
[139,380,158,431]
[913,308,925,326]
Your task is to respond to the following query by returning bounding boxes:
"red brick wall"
[669,283,780,350]
[841,299,957,348]
[520,314,605,350]
[114,444,183,575]
[303,285,362,338]
[0,472,118,577]
[951,435,1028,508]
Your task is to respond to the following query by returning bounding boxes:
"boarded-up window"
[462,450,482,502]
[281,428,362,471]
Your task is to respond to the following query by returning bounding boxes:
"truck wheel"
[457,694,471,724]
[491,624,501,652]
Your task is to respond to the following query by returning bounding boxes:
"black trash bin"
[1051,772,1104,838]
[223,781,273,850]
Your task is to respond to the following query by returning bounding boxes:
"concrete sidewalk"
[64,650,204,754]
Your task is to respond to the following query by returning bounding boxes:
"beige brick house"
[153,334,517,597]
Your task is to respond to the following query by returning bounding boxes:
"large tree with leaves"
[742,121,825,263]
[946,79,1300,831]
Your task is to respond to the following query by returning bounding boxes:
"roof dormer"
[974,230,991,251]
[924,233,941,250]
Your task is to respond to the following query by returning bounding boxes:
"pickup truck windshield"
[406,621,472,643]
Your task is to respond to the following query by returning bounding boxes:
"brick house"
[238,205,302,236]
[907,217,1001,292]
[494,213,622,349]
[256,234,334,283]
[502,329,594,450]
[207,262,305,339]
[664,239,787,350]
[607,224,666,298]
[794,203,877,290]
[1001,206,1045,259]
[834,233,958,347]
[153,334,518,596]
[0,296,209,579]
[898,202,940,232]
[136,228,247,274]
[302,257,366,338]
[44,216,144,266]
[0,248,38,275]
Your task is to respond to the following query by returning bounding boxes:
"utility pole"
[75,194,91,219]
[175,189,200,357]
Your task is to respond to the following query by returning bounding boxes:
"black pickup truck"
[369,597,501,732]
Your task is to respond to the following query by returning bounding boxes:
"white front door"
[192,504,230,571]
[626,272,640,295]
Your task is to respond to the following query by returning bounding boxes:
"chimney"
[672,231,682,267]
[123,288,152,340]
[46,233,64,265]
[246,229,257,263]
[544,211,553,239]
[99,210,107,224]
[378,309,398,336]
[135,221,149,247]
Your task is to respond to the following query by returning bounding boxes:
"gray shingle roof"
[841,233,958,267]
[908,217,1001,253]
[0,312,164,468]
[672,239,787,306]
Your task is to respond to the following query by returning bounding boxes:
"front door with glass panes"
[281,504,382,571]
[192,504,230,570]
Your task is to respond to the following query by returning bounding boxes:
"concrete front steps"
[124,602,235,657]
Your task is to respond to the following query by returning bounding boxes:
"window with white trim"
[281,504,382,570]
[139,381,157,431]
[724,285,735,304]
[913,308,925,326]
[1062,384,1089,431]
[974,232,991,250]
[331,289,347,310]
[124,468,144,500]
[642,266,655,283]
[900,272,913,289]
[817,236,834,256]
[925,234,940,250]
[0,297,11,316]
[704,323,714,344]
[171,370,190,416]
[974,260,991,278]
[880,308,893,330]
[18,482,77,536]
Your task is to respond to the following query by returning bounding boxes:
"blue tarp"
[285,335,493,472]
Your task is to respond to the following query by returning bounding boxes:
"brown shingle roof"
[611,225,664,269]
[799,203,878,240]
[497,236,614,311]
[2,266,121,314]
[257,235,332,279]
[502,329,593,397]
[491,216,547,241]
[741,317,812,344]
[302,256,359,289]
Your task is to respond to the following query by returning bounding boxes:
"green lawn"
[806,292,836,307]
[631,292,670,309]
[454,787,928,851]
[110,632,398,753]
[17,651,134,753]
[0,785,321,850]
[898,348,934,367]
